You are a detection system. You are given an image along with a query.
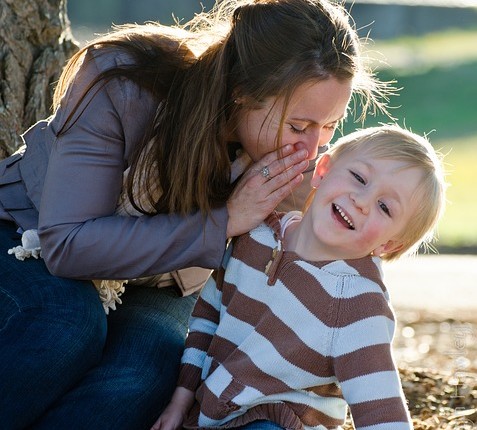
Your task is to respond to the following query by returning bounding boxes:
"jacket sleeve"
[38,48,228,279]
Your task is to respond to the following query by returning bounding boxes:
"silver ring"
[260,165,271,180]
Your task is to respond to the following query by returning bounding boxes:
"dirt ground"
[394,309,476,429]
[342,308,477,429]
[344,255,477,429]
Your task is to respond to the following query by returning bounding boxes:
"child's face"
[304,151,423,260]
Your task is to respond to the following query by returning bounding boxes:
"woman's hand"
[226,145,309,238]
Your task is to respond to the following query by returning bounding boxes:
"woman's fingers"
[249,147,309,198]
[226,146,309,238]
[267,163,307,202]
[266,156,309,187]
[249,145,308,181]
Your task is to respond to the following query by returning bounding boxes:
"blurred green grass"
[342,29,477,250]
[438,136,477,247]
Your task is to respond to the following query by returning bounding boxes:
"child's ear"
[310,154,331,188]
[372,240,404,258]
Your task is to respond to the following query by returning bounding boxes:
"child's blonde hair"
[306,124,447,261]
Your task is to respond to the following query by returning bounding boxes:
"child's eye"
[379,201,391,217]
[290,124,306,134]
[350,171,365,184]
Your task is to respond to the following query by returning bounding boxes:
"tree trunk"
[0,0,78,159]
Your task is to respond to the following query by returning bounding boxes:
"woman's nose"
[304,131,324,160]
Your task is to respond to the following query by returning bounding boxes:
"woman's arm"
[38,49,229,279]
[38,48,308,280]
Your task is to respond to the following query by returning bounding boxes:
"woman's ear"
[372,240,404,258]
[310,154,331,188]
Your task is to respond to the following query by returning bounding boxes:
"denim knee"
[28,287,194,430]
[0,257,107,348]
[0,284,19,332]
[238,420,285,430]
[0,264,107,428]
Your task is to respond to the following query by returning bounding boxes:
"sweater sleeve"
[177,264,225,391]
[332,279,413,429]
[37,48,228,279]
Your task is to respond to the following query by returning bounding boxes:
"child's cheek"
[356,225,383,250]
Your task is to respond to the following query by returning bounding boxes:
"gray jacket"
[0,47,227,280]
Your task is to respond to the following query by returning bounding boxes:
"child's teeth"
[335,204,354,228]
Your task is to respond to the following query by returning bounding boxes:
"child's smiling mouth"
[332,203,355,230]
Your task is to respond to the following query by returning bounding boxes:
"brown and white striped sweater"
[178,212,413,430]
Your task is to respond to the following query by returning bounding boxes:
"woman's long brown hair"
[53,0,392,217]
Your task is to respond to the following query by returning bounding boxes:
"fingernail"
[283,144,293,153]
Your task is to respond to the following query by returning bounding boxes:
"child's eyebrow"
[354,160,373,172]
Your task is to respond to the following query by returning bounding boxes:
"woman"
[0,0,389,428]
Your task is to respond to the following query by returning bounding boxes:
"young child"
[152,124,446,430]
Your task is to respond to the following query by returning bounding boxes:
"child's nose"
[350,192,370,215]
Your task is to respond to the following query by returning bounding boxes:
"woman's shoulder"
[82,44,158,120]
[87,44,138,73]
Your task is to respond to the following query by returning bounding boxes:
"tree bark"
[0,0,78,159]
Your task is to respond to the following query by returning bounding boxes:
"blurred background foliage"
[67,0,477,252]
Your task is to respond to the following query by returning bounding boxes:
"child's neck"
[282,215,327,261]
[282,212,352,262]
[282,217,301,253]
[284,213,374,262]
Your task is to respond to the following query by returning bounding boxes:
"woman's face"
[233,77,353,162]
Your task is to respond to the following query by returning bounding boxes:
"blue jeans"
[237,421,284,430]
[0,221,196,429]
